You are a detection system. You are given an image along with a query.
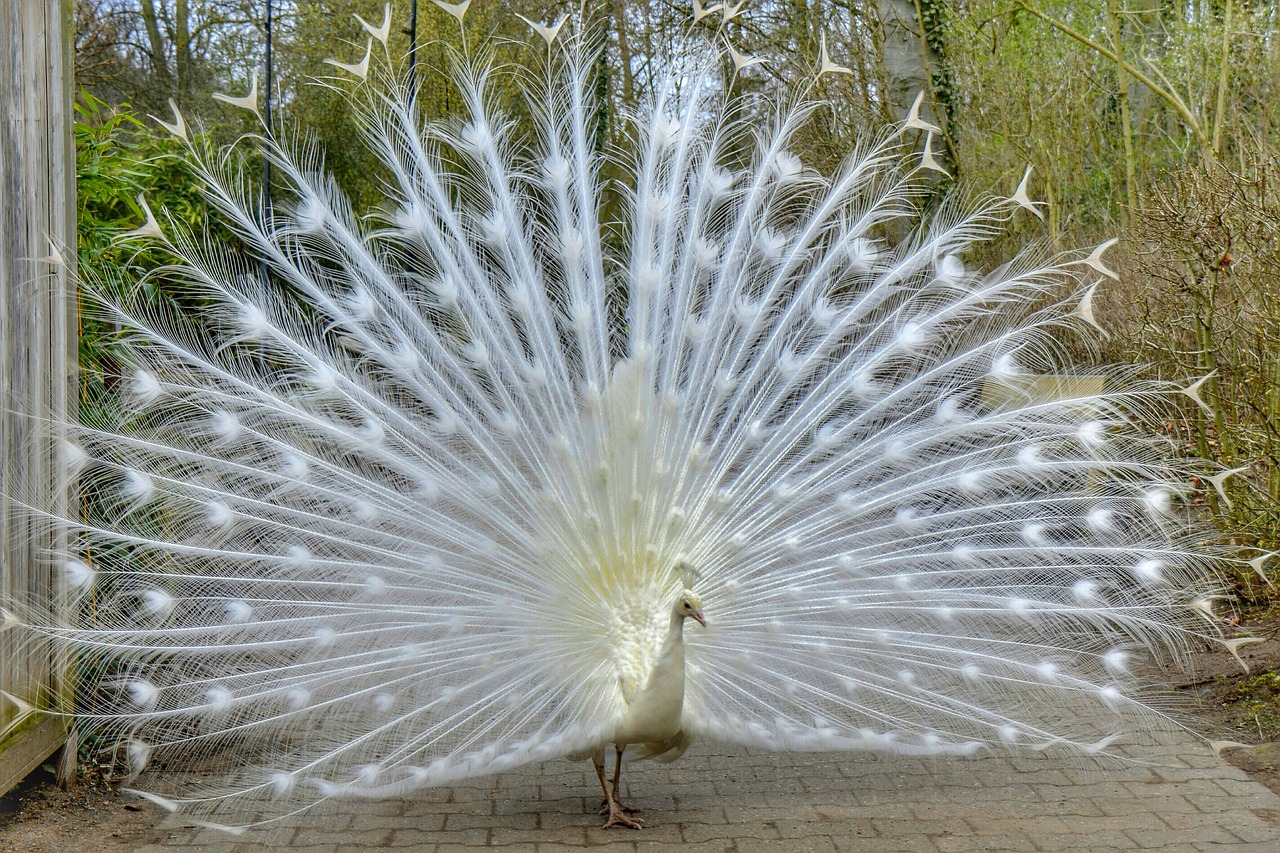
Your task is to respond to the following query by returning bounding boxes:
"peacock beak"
[693,610,706,628]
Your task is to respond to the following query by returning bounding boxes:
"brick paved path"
[135,731,1280,852]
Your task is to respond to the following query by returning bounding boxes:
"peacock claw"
[599,800,643,816]
[601,802,645,829]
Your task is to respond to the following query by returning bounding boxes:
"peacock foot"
[598,799,644,816]
[601,800,645,829]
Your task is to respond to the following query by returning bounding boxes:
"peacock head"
[676,590,706,627]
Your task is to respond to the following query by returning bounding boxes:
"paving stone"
[934,834,1035,852]
[832,834,940,852]
[737,836,837,853]
[126,728,1280,851]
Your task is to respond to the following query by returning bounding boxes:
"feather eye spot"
[225,600,253,624]
[393,201,430,238]
[543,156,569,185]
[65,559,95,592]
[128,680,159,710]
[286,688,311,710]
[1086,507,1114,534]
[122,468,154,501]
[206,686,233,712]
[1079,420,1106,447]
[756,228,787,261]
[126,740,152,777]
[460,121,492,153]
[896,321,925,350]
[308,363,338,393]
[281,453,309,480]
[206,500,234,528]
[63,440,88,471]
[559,228,585,259]
[346,287,377,321]
[238,304,269,339]
[294,194,328,232]
[991,353,1021,379]
[702,167,734,198]
[652,115,680,147]
[883,439,909,463]
[1073,579,1099,602]
[428,277,460,306]
[713,370,737,396]
[846,237,878,270]
[270,771,297,797]
[1016,445,1043,468]
[1021,523,1047,546]
[771,151,803,183]
[1135,559,1163,583]
[1143,487,1172,516]
[417,478,440,501]
[935,253,965,286]
[1102,649,1129,673]
[141,588,175,618]
[210,410,241,441]
[693,237,720,268]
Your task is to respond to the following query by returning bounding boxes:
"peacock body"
[6,9,1223,833]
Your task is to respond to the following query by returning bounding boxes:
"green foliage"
[274,1,549,212]
[1218,671,1280,740]
[76,95,204,261]
[68,0,1280,598]
[948,0,1128,245]
[74,92,207,387]
[1103,149,1280,596]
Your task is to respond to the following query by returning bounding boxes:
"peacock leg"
[594,747,643,829]
[610,746,643,815]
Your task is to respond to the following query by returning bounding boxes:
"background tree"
[71,0,1280,592]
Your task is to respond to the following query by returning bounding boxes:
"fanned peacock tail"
[15,13,1223,831]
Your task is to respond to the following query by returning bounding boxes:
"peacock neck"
[667,607,686,639]
[658,608,688,667]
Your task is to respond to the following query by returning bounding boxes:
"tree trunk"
[138,0,172,88]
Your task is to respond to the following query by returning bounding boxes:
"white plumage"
[8,15,1221,833]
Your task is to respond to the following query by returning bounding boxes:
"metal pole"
[407,0,419,100]
[262,0,274,212]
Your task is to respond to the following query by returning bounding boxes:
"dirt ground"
[0,765,166,853]
[4,612,1280,853]
[1160,608,1280,793]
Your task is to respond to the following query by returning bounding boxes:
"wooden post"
[0,0,75,792]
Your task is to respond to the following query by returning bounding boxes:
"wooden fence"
[0,0,76,793]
